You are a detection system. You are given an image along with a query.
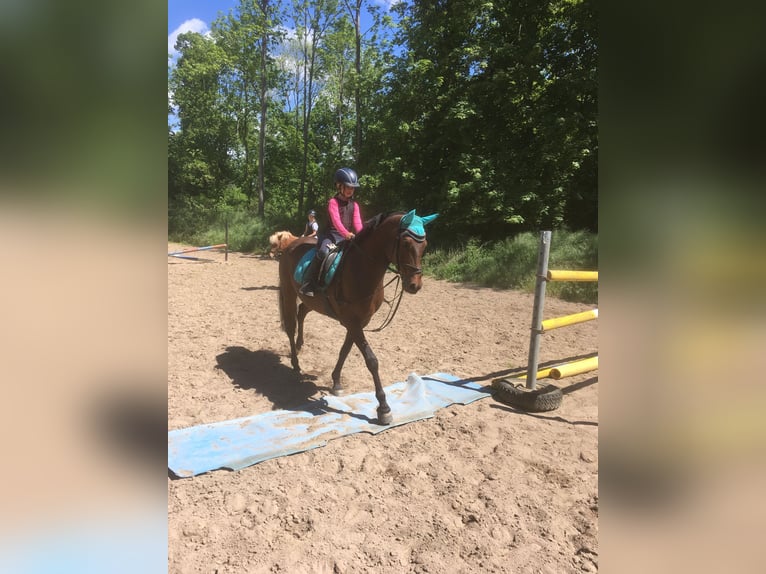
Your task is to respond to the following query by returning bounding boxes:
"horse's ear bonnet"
[400,210,439,239]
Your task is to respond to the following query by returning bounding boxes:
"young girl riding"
[299,167,364,296]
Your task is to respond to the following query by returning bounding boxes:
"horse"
[268,230,299,258]
[278,210,438,425]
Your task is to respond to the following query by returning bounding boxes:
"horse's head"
[269,231,297,258]
[397,210,439,294]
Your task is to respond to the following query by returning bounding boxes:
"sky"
[168,0,400,60]
[168,0,231,58]
[167,0,400,128]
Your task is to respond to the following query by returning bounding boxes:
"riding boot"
[299,255,322,297]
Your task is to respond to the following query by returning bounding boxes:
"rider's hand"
[346,232,355,240]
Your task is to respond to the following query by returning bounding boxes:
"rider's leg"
[299,240,328,296]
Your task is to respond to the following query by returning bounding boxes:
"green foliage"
[547,229,598,303]
[168,203,292,254]
[168,0,597,252]
[425,230,598,303]
[371,0,597,238]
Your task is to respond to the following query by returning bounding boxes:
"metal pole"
[167,244,228,256]
[225,218,229,262]
[525,230,551,390]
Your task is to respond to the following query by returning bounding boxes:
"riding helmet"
[334,167,360,188]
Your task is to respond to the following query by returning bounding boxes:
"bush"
[168,202,300,255]
[424,230,598,303]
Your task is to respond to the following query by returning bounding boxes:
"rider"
[299,167,364,296]
[301,209,318,238]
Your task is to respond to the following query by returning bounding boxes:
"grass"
[424,230,598,303]
[169,205,297,254]
[169,208,598,304]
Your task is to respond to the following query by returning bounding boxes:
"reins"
[364,224,428,332]
[365,273,405,332]
[341,217,417,332]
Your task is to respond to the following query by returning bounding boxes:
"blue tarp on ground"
[168,372,491,478]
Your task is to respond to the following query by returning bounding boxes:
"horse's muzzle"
[403,274,422,294]
[401,264,422,294]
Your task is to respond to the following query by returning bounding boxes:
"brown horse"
[278,210,438,425]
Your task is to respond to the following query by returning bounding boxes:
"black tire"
[491,378,563,412]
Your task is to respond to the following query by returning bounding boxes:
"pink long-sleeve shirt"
[327,196,363,238]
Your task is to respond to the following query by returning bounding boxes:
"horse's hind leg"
[296,303,310,351]
[330,331,354,396]
[279,285,301,372]
[350,328,392,425]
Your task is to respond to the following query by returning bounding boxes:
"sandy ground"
[168,243,598,573]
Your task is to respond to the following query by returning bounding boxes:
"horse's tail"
[277,248,298,334]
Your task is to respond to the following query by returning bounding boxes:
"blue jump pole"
[168,243,227,257]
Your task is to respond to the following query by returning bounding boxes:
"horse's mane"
[354,211,404,244]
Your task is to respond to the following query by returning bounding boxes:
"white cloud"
[374,0,402,9]
[168,18,209,58]
[279,25,298,41]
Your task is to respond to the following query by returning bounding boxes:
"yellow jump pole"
[541,309,598,332]
[500,366,555,384]
[506,363,584,383]
[546,270,598,282]
[536,367,554,379]
[550,356,599,379]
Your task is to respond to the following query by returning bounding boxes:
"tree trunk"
[299,37,309,217]
[258,44,267,217]
[354,12,361,162]
[256,0,270,217]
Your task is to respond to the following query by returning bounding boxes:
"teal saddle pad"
[293,247,342,287]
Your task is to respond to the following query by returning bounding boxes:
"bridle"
[392,226,425,277]
[355,217,427,332]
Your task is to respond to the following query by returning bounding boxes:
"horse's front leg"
[330,331,355,396]
[350,329,392,425]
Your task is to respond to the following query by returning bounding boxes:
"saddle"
[294,243,346,291]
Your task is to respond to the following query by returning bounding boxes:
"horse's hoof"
[377,411,393,425]
[330,387,346,396]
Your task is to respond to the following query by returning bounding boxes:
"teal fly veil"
[400,210,438,238]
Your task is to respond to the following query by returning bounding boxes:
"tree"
[342,0,363,160]
[167,0,597,239]
[318,17,356,165]
[215,0,284,217]
[290,0,340,215]
[372,0,597,241]
[169,31,235,209]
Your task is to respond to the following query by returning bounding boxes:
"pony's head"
[269,230,297,258]
[397,210,439,294]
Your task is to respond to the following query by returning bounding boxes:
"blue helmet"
[334,167,360,188]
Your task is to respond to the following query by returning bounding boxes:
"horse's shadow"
[215,346,323,411]
[214,346,376,423]
[240,286,278,291]
[239,253,274,260]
